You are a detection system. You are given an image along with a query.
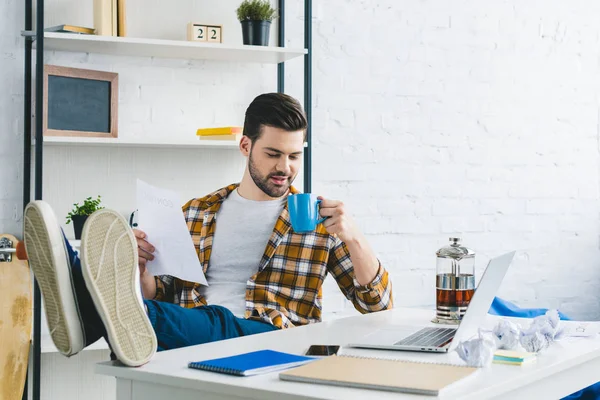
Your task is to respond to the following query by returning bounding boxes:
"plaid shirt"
[153,184,393,329]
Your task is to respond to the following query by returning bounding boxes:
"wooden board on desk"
[0,234,32,400]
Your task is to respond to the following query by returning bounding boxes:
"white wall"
[311,1,600,322]
[2,0,600,399]
[0,0,25,236]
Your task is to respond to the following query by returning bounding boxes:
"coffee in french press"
[434,237,475,324]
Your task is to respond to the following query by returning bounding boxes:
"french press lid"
[436,237,475,260]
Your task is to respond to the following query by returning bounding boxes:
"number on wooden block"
[194,25,208,41]
[207,26,222,43]
[187,23,208,41]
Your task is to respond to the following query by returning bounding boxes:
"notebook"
[279,355,477,396]
[188,350,316,377]
[44,25,96,34]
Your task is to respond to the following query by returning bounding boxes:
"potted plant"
[66,195,104,239]
[236,0,278,46]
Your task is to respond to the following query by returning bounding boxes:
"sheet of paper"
[558,321,600,338]
[136,179,207,286]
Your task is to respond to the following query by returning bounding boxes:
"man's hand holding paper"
[134,228,159,298]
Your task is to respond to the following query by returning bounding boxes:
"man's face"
[247,126,304,198]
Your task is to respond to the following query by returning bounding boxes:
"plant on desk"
[66,195,104,239]
[236,0,278,46]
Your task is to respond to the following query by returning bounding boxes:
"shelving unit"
[22,1,313,399]
[39,32,307,63]
[41,136,240,149]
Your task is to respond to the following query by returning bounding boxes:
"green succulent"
[236,0,278,22]
[66,195,104,224]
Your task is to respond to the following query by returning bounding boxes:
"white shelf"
[41,334,109,353]
[41,136,239,149]
[39,32,307,64]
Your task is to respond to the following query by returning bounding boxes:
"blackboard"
[43,65,118,138]
[48,76,111,133]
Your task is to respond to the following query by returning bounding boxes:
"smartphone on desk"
[305,345,340,356]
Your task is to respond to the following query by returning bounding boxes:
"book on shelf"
[196,126,243,136]
[111,0,118,36]
[45,25,95,35]
[198,134,241,141]
[93,0,112,35]
[93,0,126,36]
[117,0,127,36]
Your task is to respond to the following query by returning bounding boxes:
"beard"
[248,150,295,198]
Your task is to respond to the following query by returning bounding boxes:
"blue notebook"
[188,350,316,376]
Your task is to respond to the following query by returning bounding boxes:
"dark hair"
[243,93,307,142]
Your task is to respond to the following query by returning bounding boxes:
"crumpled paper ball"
[520,326,550,352]
[492,319,521,350]
[456,332,496,367]
[519,309,561,352]
[530,309,560,341]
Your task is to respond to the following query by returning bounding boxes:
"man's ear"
[239,136,252,157]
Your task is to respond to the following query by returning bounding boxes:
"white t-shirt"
[199,189,286,317]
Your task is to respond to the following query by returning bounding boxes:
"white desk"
[96,308,600,399]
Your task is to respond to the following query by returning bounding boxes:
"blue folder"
[188,349,316,376]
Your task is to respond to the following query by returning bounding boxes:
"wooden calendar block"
[207,25,222,43]
[188,23,222,43]
[187,23,207,41]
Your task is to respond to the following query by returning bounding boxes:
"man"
[24,93,393,367]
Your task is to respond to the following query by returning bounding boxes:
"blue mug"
[288,194,327,233]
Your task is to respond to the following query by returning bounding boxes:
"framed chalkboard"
[43,65,118,138]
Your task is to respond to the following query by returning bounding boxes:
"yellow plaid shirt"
[153,184,393,329]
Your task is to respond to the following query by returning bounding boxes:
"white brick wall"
[311,0,600,321]
[0,0,24,236]
[2,0,600,386]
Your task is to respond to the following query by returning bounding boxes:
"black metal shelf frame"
[21,1,312,399]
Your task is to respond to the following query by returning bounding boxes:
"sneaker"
[80,209,156,366]
[23,201,85,356]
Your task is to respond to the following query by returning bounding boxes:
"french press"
[434,237,475,324]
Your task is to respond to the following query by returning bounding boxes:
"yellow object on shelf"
[196,126,242,136]
[198,134,241,141]
[44,25,96,34]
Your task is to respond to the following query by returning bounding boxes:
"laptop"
[347,251,515,353]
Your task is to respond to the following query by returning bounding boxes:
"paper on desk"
[557,321,600,338]
[136,179,208,286]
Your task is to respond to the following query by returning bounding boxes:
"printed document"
[136,179,208,285]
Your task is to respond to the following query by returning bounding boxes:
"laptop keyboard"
[394,327,456,347]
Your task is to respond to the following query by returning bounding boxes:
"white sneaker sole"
[80,209,156,367]
[23,201,85,356]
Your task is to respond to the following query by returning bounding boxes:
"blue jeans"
[146,301,278,351]
[64,234,277,352]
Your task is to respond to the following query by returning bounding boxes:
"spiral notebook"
[188,350,316,377]
[279,355,477,396]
